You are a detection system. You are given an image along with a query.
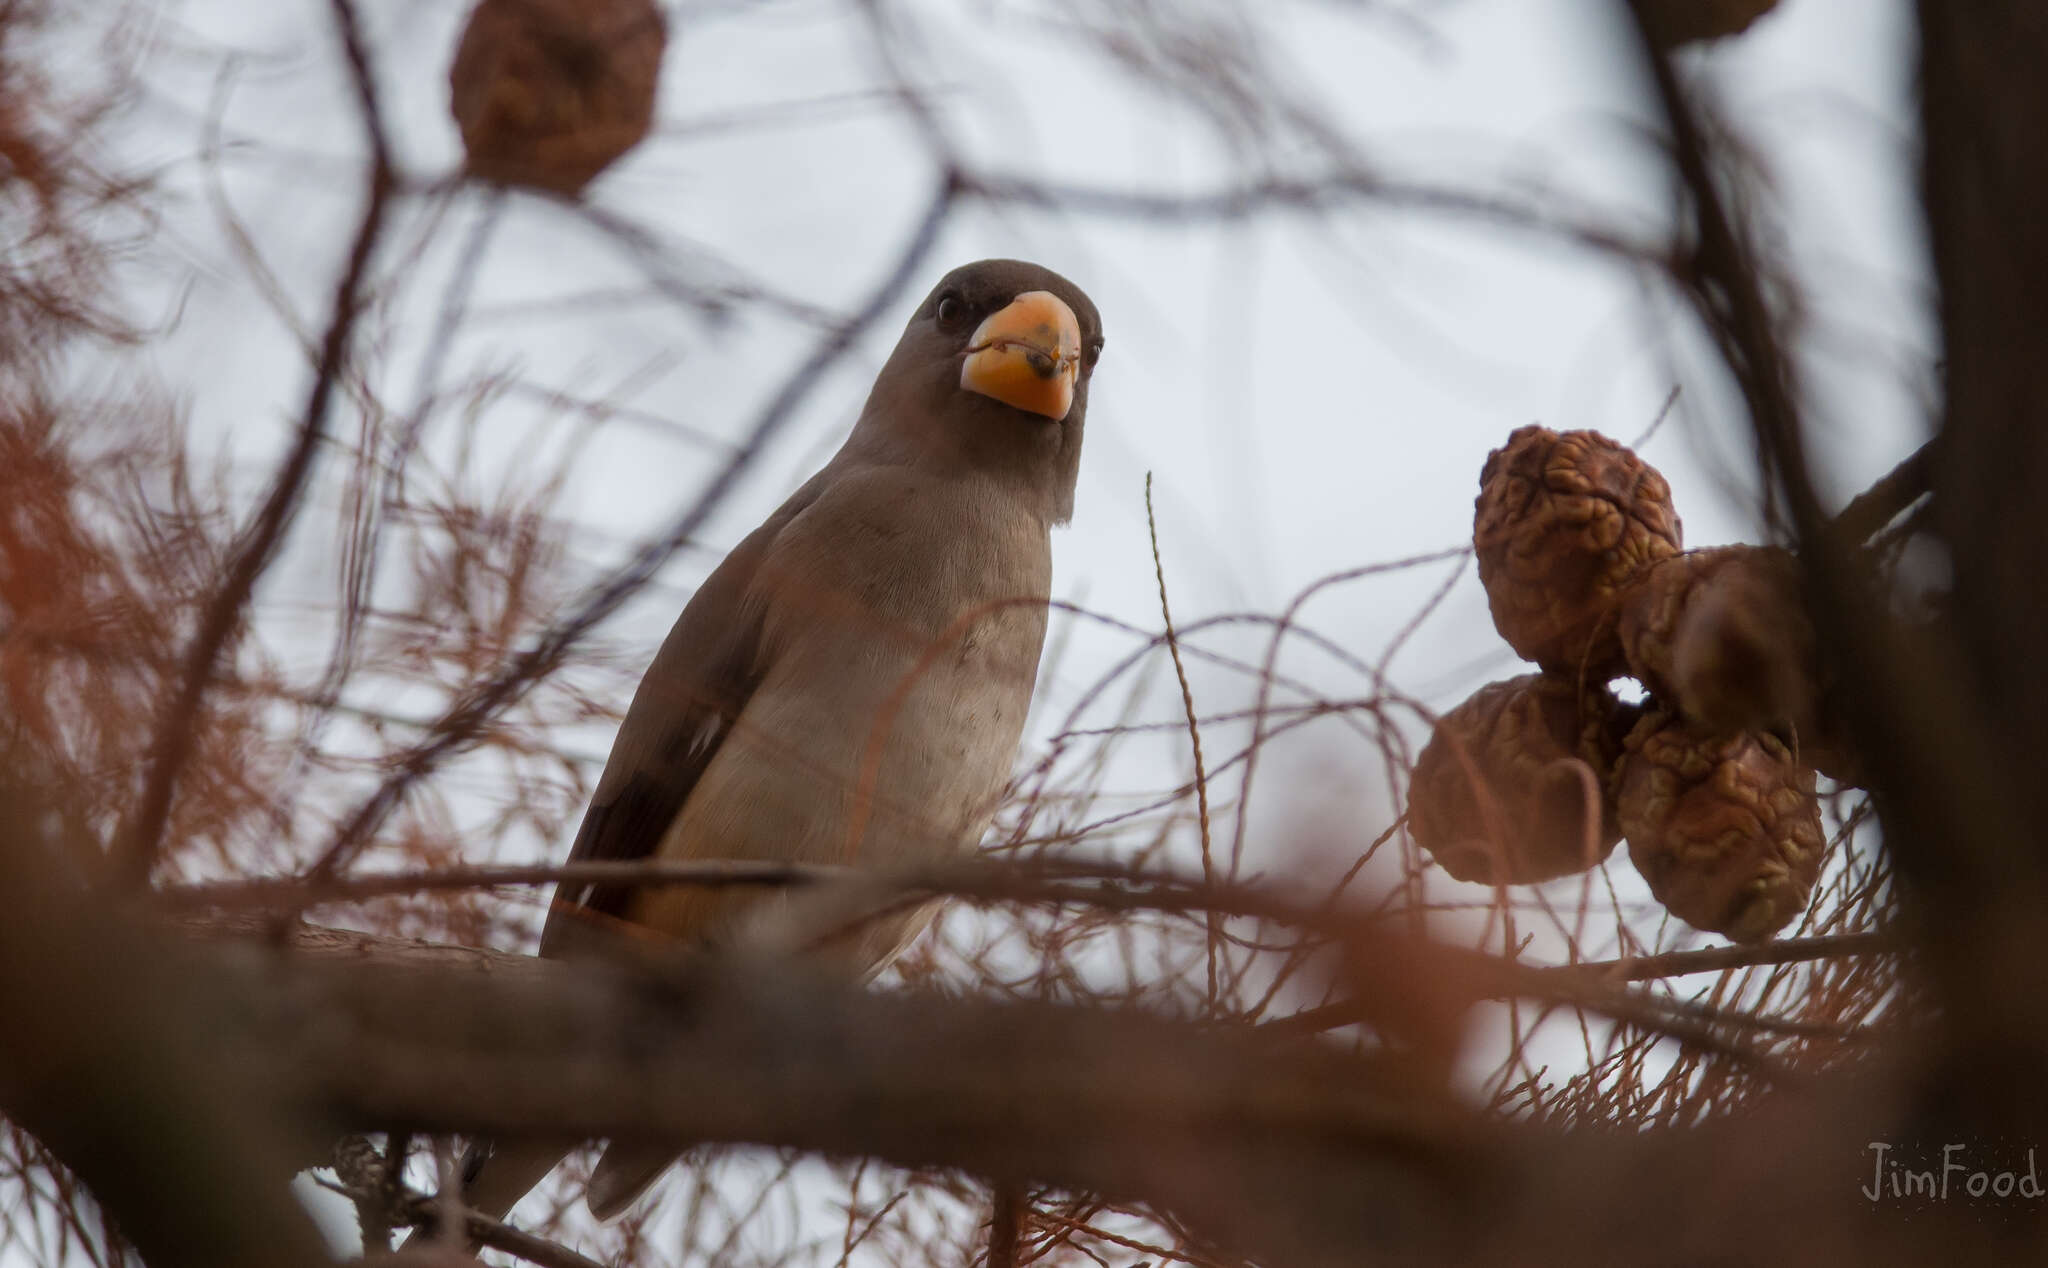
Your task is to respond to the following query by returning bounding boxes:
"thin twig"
[308,189,508,751]
[966,171,1671,270]
[1628,382,1684,450]
[1832,437,1937,545]
[1550,930,1900,985]
[1259,931,1901,1039]
[385,1192,606,1268]
[161,855,1905,986]
[118,0,395,887]
[161,858,841,912]
[1147,473,1219,1009]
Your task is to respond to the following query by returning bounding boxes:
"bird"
[456,258,1104,1226]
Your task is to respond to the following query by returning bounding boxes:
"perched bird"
[448,0,666,196]
[459,259,1104,1224]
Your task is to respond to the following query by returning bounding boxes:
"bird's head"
[856,259,1104,522]
[935,261,1102,425]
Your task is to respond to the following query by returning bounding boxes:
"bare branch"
[99,911,1981,1268]
[1833,439,1936,546]
[1146,474,1221,1009]
[966,171,1671,270]
[119,0,397,887]
[0,826,338,1267]
[1553,930,1900,985]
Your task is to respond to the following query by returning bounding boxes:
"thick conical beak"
[959,290,1082,421]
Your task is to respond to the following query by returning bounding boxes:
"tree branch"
[119,0,396,887]
[84,909,1988,1268]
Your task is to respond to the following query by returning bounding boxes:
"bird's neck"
[838,414,1081,527]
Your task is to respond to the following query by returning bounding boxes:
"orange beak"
[959,290,1082,421]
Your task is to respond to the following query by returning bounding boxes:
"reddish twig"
[1147,473,1220,1008]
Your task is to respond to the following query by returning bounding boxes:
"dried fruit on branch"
[1409,673,1631,885]
[1474,426,1683,678]
[1619,544,1861,783]
[1619,544,1814,731]
[1613,710,1827,942]
[449,0,667,196]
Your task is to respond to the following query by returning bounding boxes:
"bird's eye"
[936,294,965,329]
[1084,336,1105,368]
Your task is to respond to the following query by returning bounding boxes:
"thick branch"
[0,871,339,1267]
[163,859,1855,1072]
[179,915,1482,1267]
[1914,4,2048,1079]
[122,913,1994,1268]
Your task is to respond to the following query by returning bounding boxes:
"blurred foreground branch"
[0,886,1994,1268]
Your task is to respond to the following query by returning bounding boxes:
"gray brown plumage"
[456,259,1104,1226]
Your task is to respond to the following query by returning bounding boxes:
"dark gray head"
[848,259,1104,524]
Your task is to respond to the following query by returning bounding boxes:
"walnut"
[449,0,666,196]
[1620,545,1813,730]
[1613,710,1828,942]
[1474,426,1683,678]
[1619,545,1861,783]
[1409,673,1632,885]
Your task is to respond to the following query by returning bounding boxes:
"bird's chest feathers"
[732,476,1041,775]
[757,477,1052,680]
[670,477,1050,868]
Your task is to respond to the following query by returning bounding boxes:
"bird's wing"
[538,478,823,958]
[457,473,812,1226]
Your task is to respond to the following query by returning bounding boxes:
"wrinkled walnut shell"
[1620,545,1814,731]
[450,0,667,196]
[1410,673,1632,885]
[1475,426,1683,678]
[1614,710,1827,942]
[1619,545,1861,783]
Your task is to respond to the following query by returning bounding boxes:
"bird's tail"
[585,1142,679,1222]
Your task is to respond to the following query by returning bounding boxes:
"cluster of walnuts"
[1409,425,1853,943]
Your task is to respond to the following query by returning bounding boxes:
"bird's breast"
[661,473,1052,876]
